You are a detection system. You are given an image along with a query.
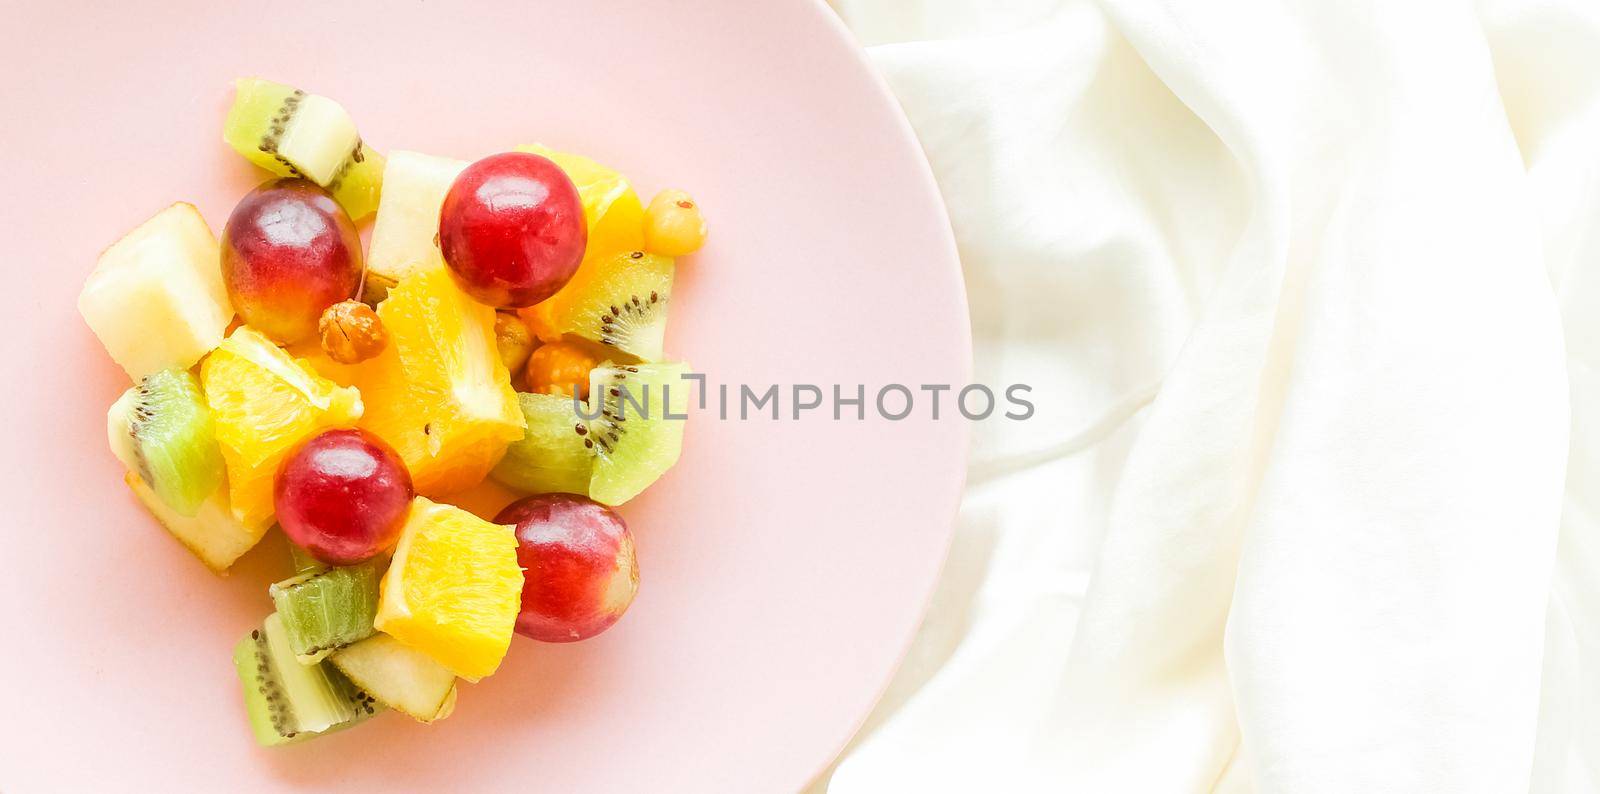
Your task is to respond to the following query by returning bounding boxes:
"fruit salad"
[78,77,706,745]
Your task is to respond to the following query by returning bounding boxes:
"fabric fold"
[824,0,1591,790]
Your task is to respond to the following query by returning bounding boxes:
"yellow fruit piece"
[124,472,267,574]
[356,264,524,495]
[643,189,708,257]
[376,497,522,680]
[367,151,468,293]
[286,339,361,388]
[78,203,233,381]
[200,326,364,530]
[515,144,644,258]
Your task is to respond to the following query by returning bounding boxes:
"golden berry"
[526,341,598,399]
[318,300,387,364]
[643,189,707,257]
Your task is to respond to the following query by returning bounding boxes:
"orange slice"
[375,497,522,680]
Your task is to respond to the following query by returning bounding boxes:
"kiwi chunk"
[285,539,327,576]
[108,369,225,517]
[331,633,458,723]
[324,141,385,222]
[530,250,673,361]
[233,613,381,746]
[587,363,690,504]
[492,364,690,504]
[269,562,380,664]
[490,392,594,494]
[223,78,383,220]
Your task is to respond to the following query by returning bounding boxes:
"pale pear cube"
[368,151,467,291]
[78,203,233,381]
[331,633,458,722]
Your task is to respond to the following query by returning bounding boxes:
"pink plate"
[0,0,969,791]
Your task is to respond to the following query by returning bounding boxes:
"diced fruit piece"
[107,369,224,517]
[327,142,385,223]
[270,561,381,663]
[234,612,381,746]
[375,498,521,680]
[495,311,536,376]
[223,78,356,184]
[222,179,362,344]
[319,300,388,365]
[514,144,645,257]
[367,151,467,295]
[108,375,258,571]
[355,265,523,496]
[439,152,587,308]
[222,78,383,219]
[122,472,265,573]
[330,632,457,723]
[643,189,707,256]
[201,326,364,530]
[78,203,232,380]
[276,429,414,565]
[525,340,598,399]
[525,250,673,362]
[491,392,593,495]
[588,362,690,505]
[287,539,326,575]
[492,363,691,504]
[434,686,459,720]
[495,494,639,642]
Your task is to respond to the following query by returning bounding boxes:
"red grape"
[276,429,414,565]
[494,493,638,642]
[438,152,586,308]
[222,179,362,344]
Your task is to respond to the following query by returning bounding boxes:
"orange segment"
[199,326,364,530]
[355,263,524,496]
[375,497,522,680]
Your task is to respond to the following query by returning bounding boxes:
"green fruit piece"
[531,250,674,362]
[222,78,382,220]
[285,539,326,576]
[222,78,298,171]
[587,362,690,505]
[326,142,384,222]
[233,612,381,746]
[269,562,381,664]
[330,632,457,723]
[492,363,691,503]
[490,392,594,495]
[108,369,225,517]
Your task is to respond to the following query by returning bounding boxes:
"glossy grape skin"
[438,152,587,308]
[494,493,638,642]
[275,429,414,565]
[221,179,362,344]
